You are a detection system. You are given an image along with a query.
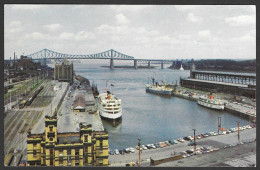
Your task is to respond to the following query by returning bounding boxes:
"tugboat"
[197,93,224,110]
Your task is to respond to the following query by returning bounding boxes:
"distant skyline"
[4,5,256,60]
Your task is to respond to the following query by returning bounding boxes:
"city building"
[54,59,74,84]
[27,115,109,166]
[14,55,41,71]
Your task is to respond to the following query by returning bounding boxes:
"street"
[108,127,256,166]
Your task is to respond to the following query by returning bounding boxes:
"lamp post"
[237,121,240,142]
[218,117,221,133]
[138,138,141,167]
[192,129,196,152]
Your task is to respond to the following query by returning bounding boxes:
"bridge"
[26,49,176,69]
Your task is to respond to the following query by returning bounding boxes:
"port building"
[27,115,109,166]
[180,59,256,98]
[54,59,74,84]
[73,94,86,112]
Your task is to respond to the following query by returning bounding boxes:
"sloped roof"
[73,94,86,109]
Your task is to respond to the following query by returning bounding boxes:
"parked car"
[141,145,148,150]
[114,149,119,155]
[135,146,143,151]
[129,147,135,153]
[195,135,201,139]
[169,140,175,145]
[124,148,130,154]
[119,149,125,155]
[173,140,178,144]
[109,150,114,155]
[186,149,194,154]
[183,136,190,141]
[165,141,171,146]
[154,143,160,148]
[177,138,185,142]
[188,142,195,146]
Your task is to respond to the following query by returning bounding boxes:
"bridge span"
[26,49,176,69]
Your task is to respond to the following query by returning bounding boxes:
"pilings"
[134,60,137,69]
[110,59,114,69]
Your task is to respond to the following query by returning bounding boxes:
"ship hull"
[97,92,122,121]
[146,87,172,96]
[198,100,224,110]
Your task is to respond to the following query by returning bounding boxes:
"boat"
[97,91,122,122]
[179,64,184,70]
[145,78,172,96]
[197,93,224,110]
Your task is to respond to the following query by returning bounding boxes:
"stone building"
[27,115,109,166]
[54,59,74,84]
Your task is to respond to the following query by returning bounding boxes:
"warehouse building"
[27,115,109,166]
[73,94,86,112]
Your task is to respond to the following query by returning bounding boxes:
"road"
[108,127,256,166]
[156,141,256,167]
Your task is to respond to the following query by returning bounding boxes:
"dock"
[57,77,104,133]
[171,88,256,122]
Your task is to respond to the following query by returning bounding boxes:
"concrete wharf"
[57,78,104,132]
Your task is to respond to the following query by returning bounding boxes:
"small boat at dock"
[197,93,224,110]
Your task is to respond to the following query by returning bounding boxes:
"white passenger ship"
[197,93,224,110]
[98,91,122,121]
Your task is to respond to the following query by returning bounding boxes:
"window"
[50,137,53,141]
[99,159,103,165]
[33,150,37,157]
[49,126,53,132]
[75,149,79,156]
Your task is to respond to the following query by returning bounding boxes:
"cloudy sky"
[4,5,256,60]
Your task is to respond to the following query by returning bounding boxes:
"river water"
[70,62,250,150]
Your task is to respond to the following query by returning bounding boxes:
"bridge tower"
[161,62,164,69]
[134,60,137,69]
[190,59,196,78]
[110,49,114,69]
[148,61,151,69]
[110,59,114,69]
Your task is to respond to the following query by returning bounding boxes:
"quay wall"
[151,154,183,166]
[224,106,255,122]
[171,89,255,123]
[172,92,197,101]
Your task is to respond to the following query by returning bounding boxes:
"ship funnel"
[209,93,213,100]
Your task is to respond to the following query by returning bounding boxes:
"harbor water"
[73,62,250,150]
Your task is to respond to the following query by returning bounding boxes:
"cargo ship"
[145,78,172,96]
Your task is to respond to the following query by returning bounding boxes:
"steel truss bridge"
[26,49,176,69]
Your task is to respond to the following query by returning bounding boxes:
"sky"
[4,5,256,60]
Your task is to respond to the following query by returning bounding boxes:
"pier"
[180,60,256,98]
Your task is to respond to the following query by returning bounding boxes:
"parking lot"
[108,126,256,166]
